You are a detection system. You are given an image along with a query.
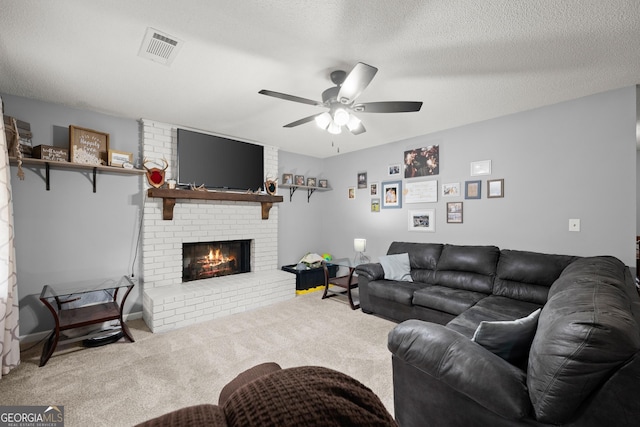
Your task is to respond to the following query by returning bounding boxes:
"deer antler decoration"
[143,157,169,188]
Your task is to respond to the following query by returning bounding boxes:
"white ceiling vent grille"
[138,27,183,65]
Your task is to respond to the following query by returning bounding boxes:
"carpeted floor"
[1,292,397,426]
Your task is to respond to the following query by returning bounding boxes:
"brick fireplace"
[141,119,294,333]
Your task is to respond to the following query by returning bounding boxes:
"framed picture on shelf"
[370,182,379,196]
[371,198,380,212]
[488,179,504,198]
[307,177,316,187]
[465,180,482,199]
[282,173,293,185]
[447,202,463,223]
[108,149,133,167]
[357,172,367,189]
[69,125,109,165]
[318,179,328,188]
[442,182,460,197]
[295,175,305,186]
[408,209,435,232]
[382,180,402,209]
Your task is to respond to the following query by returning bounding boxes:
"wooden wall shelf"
[147,188,284,220]
[9,157,144,192]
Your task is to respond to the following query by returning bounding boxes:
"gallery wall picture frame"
[382,180,402,209]
[470,160,492,176]
[358,171,368,189]
[348,187,356,199]
[370,182,379,196]
[465,180,482,199]
[487,178,505,198]
[318,179,328,188]
[295,175,305,186]
[442,182,460,197]
[69,125,109,165]
[408,209,436,232]
[404,144,439,178]
[388,163,401,176]
[447,202,463,223]
[282,173,293,185]
[404,179,438,203]
[371,198,380,212]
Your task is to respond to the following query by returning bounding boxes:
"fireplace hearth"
[183,240,251,282]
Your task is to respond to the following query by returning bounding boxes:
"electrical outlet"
[569,219,581,232]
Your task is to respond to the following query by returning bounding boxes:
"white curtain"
[0,97,20,378]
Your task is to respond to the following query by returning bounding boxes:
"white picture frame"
[470,160,492,176]
[408,209,436,232]
[442,182,460,197]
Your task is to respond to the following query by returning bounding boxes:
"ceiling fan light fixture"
[327,122,342,134]
[315,112,332,129]
[333,108,350,126]
[346,114,362,131]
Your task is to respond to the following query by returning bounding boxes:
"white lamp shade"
[353,238,367,252]
[327,121,342,134]
[333,108,350,126]
[315,112,332,129]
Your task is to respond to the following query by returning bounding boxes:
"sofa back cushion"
[527,256,640,424]
[434,244,499,293]
[493,250,578,305]
[388,241,443,284]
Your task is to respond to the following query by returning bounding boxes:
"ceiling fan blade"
[259,89,323,107]
[337,62,378,104]
[283,113,322,128]
[353,101,423,113]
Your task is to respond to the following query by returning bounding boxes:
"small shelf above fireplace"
[147,188,284,220]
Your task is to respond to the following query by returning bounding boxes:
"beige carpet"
[1,292,397,426]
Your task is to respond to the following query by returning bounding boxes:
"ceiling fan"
[259,62,423,135]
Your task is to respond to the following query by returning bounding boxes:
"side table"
[38,276,136,366]
[322,258,360,310]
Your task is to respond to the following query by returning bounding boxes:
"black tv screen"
[177,128,264,191]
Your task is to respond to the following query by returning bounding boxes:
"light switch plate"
[569,219,581,232]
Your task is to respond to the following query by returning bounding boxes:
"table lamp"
[353,238,370,264]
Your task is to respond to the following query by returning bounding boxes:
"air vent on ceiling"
[138,27,183,65]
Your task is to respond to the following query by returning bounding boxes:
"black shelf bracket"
[92,167,97,193]
[288,186,297,202]
[307,188,316,203]
[45,162,50,191]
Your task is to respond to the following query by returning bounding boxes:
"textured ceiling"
[1,0,639,158]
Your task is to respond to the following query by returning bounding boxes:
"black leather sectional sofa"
[355,241,640,426]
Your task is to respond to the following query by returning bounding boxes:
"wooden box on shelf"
[32,145,69,162]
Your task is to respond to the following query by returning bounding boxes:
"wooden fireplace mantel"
[147,188,284,220]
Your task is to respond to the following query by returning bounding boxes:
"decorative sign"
[69,126,109,165]
[404,180,438,203]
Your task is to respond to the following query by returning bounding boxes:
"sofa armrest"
[355,262,385,281]
[388,320,532,420]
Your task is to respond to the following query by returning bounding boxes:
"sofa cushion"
[412,286,486,315]
[379,253,412,281]
[493,249,577,305]
[472,308,541,363]
[434,245,499,293]
[446,296,542,339]
[527,256,640,424]
[368,280,427,306]
[388,241,443,270]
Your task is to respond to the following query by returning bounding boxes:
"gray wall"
[5,85,638,337]
[2,94,143,336]
[278,87,637,267]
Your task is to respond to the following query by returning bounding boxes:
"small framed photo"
[108,149,133,167]
[447,202,463,223]
[357,172,367,189]
[371,198,380,212]
[307,177,316,187]
[465,180,482,199]
[408,209,435,232]
[488,179,504,198]
[282,173,293,185]
[318,179,328,188]
[388,163,401,176]
[442,182,460,197]
[348,187,356,199]
[370,182,379,196]
[470,160,492,176]
[382,180,402,209]
[295,175,305,186]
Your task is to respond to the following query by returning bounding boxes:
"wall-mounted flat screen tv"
[177,128,264,191]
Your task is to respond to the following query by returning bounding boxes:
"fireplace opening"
[183,240,251,282]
